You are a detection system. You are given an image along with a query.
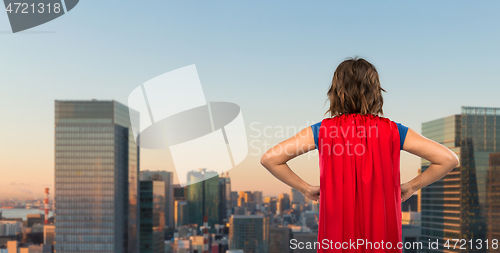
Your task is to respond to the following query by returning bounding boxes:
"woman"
[260,57,459,252]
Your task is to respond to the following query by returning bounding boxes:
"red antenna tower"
[202,215,209,253]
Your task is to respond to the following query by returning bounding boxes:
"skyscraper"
[228,215,269,253]
[230,191,239,208]
[139,180,165,253]
[218,173,232,224]
[140,170,174,229]
[487,153,500,253]
[420,106,500,252]
[174,200,188,228]
[290,188,305,205]
[269,226,291,253]
[253,191,263,211]
[54,100,139,253]
[186,169,219,227]
[264,197,277,215]
[278,194,291,214]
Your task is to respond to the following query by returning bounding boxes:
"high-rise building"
[7,241,18,253]
[264,197,277,215]
[0,221,22,236]
[290,188,305,206]
[187,169,219,227]
[173,184,187,202]
[253,191,263,211]
[27,214,44,228]
[402,195,418,212]
[139,180,166,253]
[229,215,269,253]
[278,194,291,214]
[420,106,500,252]
[174,200,189,228]
[43,225,55,246]
[487,153,500,252]
[140,170,174,229]
[230,191,239,208]
[237,192,246,208]
[54,100,140,253]
[218,173,232,223]
[269,226,291,253]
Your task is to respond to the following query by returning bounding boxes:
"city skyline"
[2,1,500,198]
[1,104,500,200]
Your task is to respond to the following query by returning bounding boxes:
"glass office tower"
[218,174,231,224]
[487,153,500,253]
[140,170,174,229]
[139,180,165,253]
[186,169,219,228]
[54,100,139,253]
[420,106,500,252]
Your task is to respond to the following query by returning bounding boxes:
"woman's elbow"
[260,153,271,168]
[445,152,460,169]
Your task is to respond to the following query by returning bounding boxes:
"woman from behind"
[260,57,459,252]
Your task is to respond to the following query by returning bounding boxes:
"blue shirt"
[311,121,408,150]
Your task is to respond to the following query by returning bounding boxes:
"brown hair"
[326,57,386,117]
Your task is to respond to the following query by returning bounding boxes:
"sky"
[0,1,499,198]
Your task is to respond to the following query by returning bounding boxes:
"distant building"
[290,188,305,205]
[0,221,22,236]
[402,224,421,253]
[54,100,140,253]
[300,211,318,230]
[402,195,418,212]
[278,194,291,213]
[140,170,174,229]
[7,241,18,253]
[26,214,44,228]
[43,225,55,246]
[139,180,166,253]
[26,244,51,253]
[230,191,239,208]
[264,197,277,214]
[253,191,263,210]
[175,201,188,228]
[187,169,219,227]
[229,215,269,253]
[173,185,187,202]
[173,238,192,253]
[218,173,232,224]
[402,212,421,226]
[269,226,291,253]
[237,192,246,208]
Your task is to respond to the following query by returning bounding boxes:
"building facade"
[174,200,189,228]
[139,180,166,253]
[140,170,174,229]
[186,169,219,227]
[229,215,269,253]
[218,173,232,224]
[487,153,500,253]
[54,100,140,253]
[420,106,500,252]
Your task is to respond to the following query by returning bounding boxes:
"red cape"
[317,114,402,252]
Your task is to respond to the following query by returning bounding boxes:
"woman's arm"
[400,128,460,201]
[260,127,320,201]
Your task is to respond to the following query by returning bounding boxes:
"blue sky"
[1,1,499,197]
